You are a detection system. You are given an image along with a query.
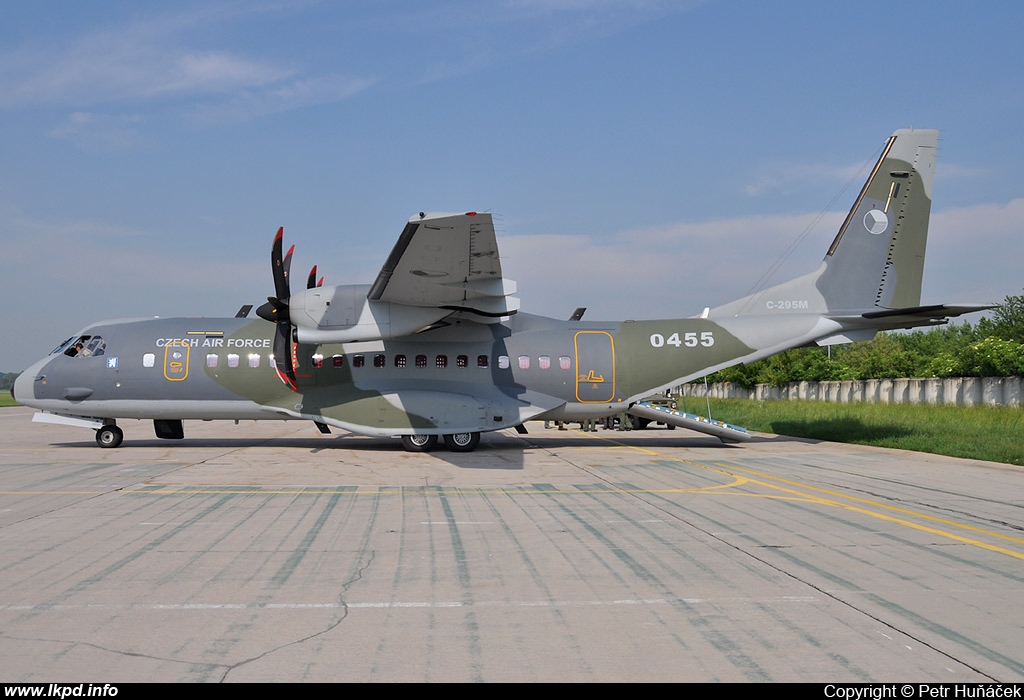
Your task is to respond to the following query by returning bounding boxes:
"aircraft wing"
[367,212,519,318]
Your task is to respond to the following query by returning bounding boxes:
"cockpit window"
[60,335,105,357]
[51,337,75,355]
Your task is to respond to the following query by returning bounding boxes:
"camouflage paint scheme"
[13,129,990,451]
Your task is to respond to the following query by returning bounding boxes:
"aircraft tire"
[96,425,124,449]
[443,432,480,452]
[401,434,438,452]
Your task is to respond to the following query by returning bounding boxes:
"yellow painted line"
[612,440,1024,561]
[714,461,1024,548]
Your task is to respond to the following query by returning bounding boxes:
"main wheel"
[401,434,438,452]
[95,425,124,448]
[443,432,480,452]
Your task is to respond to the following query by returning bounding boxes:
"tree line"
[0,373,17,392]
[707,290,1024,389]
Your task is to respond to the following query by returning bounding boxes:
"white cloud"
[189,74,376,124]
[504,200,1024,320]
[0,6,368,123]
[0,26,291,109]
[48,112,149,151]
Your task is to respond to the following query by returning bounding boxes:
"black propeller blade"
[256,227,298,391]
[307,265,323,290]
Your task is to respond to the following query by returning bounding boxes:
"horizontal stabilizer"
[859,303,997,320]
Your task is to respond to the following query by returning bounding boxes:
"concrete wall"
[679,377,1022,407]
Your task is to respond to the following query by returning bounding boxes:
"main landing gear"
[400,432,480,453]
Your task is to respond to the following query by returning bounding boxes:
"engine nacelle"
[289,284,451,343]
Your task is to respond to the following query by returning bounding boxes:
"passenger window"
[143,353,155,368]
[332,354,344,368]
[248,353,260,368]
[227,354,239,368]
[374,354,386,368]
[395,354,407,368]
[539,355,551,369]
[498,355,510,369]
[436,355,448,368]
[416,355,427,368]
[312,354,324,368]
[518,355,530,369]
[477,355,489,368]
[559,356,571,370]
[206,354,218,368]
[353,355,365,368]
[456,355,468,368]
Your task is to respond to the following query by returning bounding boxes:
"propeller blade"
[307,265,318,290]
[265,227,298,391]
[283,244,294,294]
[271,227,291,302]
[272,321,298,392]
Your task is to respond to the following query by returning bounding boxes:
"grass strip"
[680,398,1024,466]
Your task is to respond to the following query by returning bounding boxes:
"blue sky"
[2,0,1023,371]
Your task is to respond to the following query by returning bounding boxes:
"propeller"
[307,265,324,289]
[256,227,298,391]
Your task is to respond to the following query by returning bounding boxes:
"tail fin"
[819,128,937,312]
[711,128,939,318]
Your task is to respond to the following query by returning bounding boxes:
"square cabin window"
[206,354,218,368]
[332,355,344,368]
[395,354,407,368]
[538,355,551,370]
[143,353,155,368]
[227,354,240,368]
[498,355,510,369]
[415,354,428,368]
[477,355,489,368]
[559,356,572,370]
[518,355,530,370]
[374,354,386,368]
[456,355,468,368]
[248,353,261,368]
[436,355,448,369]
[352,355,365,368]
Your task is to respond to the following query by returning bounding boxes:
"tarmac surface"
[1,406,1022,682]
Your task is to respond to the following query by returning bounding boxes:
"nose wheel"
[95,425,124,448]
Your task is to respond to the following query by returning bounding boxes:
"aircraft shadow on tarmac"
[47,426,783,472]
[767,417,912,444]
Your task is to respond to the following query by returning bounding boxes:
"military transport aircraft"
[13,128,992,452]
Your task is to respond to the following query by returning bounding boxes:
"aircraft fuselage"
[15,310,788,438]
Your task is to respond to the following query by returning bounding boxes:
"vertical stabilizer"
[820,128,937,312]
[710,129,938,318]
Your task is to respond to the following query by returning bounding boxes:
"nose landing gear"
[95,424,124,448]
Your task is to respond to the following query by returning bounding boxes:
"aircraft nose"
[12,371,30,404]
[12,359,44,406]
